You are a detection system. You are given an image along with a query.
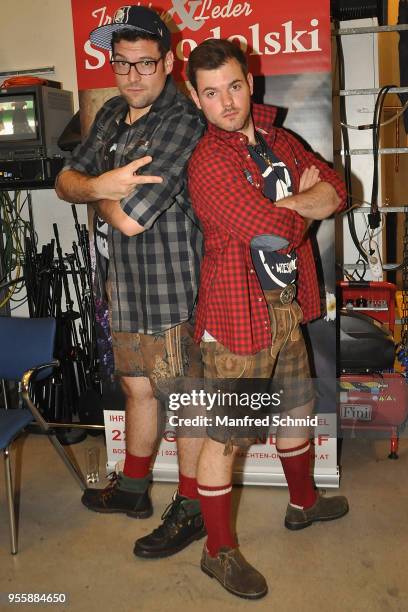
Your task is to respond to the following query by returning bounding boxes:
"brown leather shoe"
[201,546,268,599]
[285,493,349,530]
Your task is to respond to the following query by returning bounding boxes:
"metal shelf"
[338,86,408,96]
[343,263,400,270]
[334,21,408,285]
[0,66,55,79]
[333,24,408,35]
[337,148,408,155]
[343,306,389,311]
[350,206,408,213]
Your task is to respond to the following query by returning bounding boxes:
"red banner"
[70,0,331,90]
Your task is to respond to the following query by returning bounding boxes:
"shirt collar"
[149,75,178,114]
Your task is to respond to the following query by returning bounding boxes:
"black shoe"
[81,473,153,518]
[133,492,206,558]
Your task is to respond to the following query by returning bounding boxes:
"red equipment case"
[339,280,396,333]
[338,281,408,458]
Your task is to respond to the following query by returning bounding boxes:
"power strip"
[368,241,383,280]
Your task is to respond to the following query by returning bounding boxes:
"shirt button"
[264,321,269,325]
[249,269,255,274]
[255,183,260,188]
[258,297,263,302]
[247,154,251,159]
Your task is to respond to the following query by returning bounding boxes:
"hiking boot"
[285,493,349,530]
[81,472,153,518]
[133,492,205,558]
[201,546,268,600]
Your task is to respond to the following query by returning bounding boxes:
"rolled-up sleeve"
[282,129,347,213]
[58,106,108,178]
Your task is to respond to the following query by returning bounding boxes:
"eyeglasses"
[110,57,163,76]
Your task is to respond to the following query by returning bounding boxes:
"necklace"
[251,134,276,171]
[249,134,292,193]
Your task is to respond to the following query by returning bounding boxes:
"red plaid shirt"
[188,103,346,355]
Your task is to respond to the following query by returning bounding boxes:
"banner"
[71,0,331,89]
[104,410,339,486]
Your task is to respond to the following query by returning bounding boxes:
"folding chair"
[0,316,86,554]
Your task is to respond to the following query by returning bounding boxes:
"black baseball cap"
[89,5,171,51]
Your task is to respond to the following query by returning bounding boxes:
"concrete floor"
[1,434,407,612]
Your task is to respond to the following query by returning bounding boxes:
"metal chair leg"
[2,378,9,410]
[46,434,87,491]
[4,447,17,554]
[21,373,87,491]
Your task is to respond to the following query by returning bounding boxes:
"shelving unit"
[333,20,408,282]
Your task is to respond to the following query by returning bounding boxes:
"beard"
[217,108,251,133]
[121,88,156,112]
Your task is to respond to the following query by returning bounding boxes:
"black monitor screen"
[0,94,38,141]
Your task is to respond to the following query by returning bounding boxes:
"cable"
[0,76,48,88]
[361,214,385,248]
[369,85,396,230]
[335,24,399,260]
[340,98,408,130]
[335,30,370,263]
[0,190,35,309]
[353,258,367,280]
[0,264,21,308]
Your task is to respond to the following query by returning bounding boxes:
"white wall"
[0,0,87,314]
[1,0,79,111]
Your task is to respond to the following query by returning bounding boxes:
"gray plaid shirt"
[63,77,204,333]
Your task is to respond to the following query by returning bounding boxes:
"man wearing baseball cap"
[56,5,205,559]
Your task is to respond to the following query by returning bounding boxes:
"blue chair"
[0,316,86,554]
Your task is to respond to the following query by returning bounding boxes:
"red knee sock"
[277,441,318,509]
[198,483,236,557]
[123,451,152,479]
[178,472,199,499]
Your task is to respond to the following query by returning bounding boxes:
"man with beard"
[56,6,205,560]
[186,39,349,599]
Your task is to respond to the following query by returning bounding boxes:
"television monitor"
[0,94,38,141]
[0,85,74,160]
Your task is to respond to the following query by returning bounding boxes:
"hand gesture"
[95,156,163,200]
